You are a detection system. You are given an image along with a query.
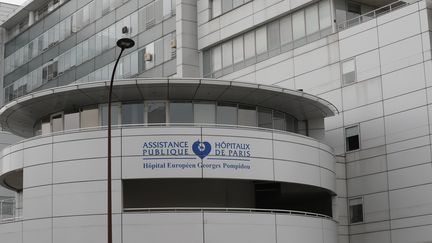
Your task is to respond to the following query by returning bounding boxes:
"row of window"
[203,0,332,78]
[34,101,298,136]
[4,32,176,103]
[210,0,252,19]
[7,0,66,39]
[5,0,176,75]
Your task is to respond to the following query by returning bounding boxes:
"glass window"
[233,0,244,8]
[80,107,99,128]
[222,0,232,13]
[203,50,212,76]
[292,10,305,40]
[258,108,272,129]
[286,115,296,132]
[163,34,172,61]
[255,26,267,54]
[122,103,144,124]
[222,41,233,68]
[211,0,222,18]
[319,0,331,29]
[306,4,319,35]
[194,102,216,124]
[342,59,356,84]
[100,103,121,126]
[41,118,51,135]
[163,0,172,17]
[233,36,244,64]
[51,113,64,132]
[212,45,222,71]
[238,105,256,127]
[169,102,193,123]
[280,15,293,46]
[145,43,155,70]
[146,2,155,28]
[349,197,364,223]
[131,12,138,36]
[64,112,80,130]
[147,101,166,123]
[267,21,280,51]
[273,111,286,131]
[345,125,360,151]
[217,102,237,125]
[244,32,255,60]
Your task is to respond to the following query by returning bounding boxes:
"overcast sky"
[2,0,26,5]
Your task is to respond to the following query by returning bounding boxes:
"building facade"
[0,0,431,242]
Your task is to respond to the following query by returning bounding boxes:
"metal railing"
[337,0,411,30]
[123,207,335,221]
[0,198,20,223]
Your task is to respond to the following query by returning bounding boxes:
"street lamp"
[107,37,135,243]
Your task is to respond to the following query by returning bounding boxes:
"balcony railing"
[337,0,411,31]
[123,207,335,221]
[0,198,21,223]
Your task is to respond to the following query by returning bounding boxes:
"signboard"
[142,140,252,171]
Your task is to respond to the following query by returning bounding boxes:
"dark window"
[349,198,363,223]
[345,125,360,151]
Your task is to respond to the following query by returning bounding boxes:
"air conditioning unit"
[122,26,129,34]
[144,52,153,61]
[170,38,176,48]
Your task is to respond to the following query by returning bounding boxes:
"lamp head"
[117,38,135,49]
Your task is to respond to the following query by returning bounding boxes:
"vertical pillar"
[175,0,200,77]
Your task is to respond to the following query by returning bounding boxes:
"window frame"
[345,124,360,152]
[348,197,364,224]
[341,58,357,85]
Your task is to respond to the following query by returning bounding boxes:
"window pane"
[194,102,216,124]
[345,125,360,151]
[217,103,237,125]
[41,119,51,135]
[100,104,121,126]
[280,15,293,46]
[342,59,356,84]
[258,108,272,128]
[163,0,172,17]
[292,10,305,40]
[267,21,280,50]
[306,4,319,35]
[238,105,256,126]
[233,0,244,8]
[51,114,63,132]
[212,0,222,18]
[147,101,166,123]
[349,198,363,223]
[122,103,144,124]
[319,0,331,29]
[273,111,286,131]
[64,112,80,130]
[212,45,222,71]
[145,43,155,70]
[222,0,232,13]
[286,115,296,132]
[255,26,267,54]
[244,32,255,60]
[222,41,233,68]
[80,107,99,128]
[203,50,212,76]
[169,102,193,123]
[233,36,244,64]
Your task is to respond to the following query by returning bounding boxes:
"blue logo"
[192,140,211,159]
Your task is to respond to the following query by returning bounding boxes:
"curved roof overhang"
[0,78,338,138]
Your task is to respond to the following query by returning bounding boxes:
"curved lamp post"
[108,38,135,243]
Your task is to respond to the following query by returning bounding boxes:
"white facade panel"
[379,35,423,74]
[23,185,52,220]
[381,63,426,99]
[339,29,378,60]
[23,219,52,243]
[378,13,421,47]
[389,183,432,219]
[384,106,429,144]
